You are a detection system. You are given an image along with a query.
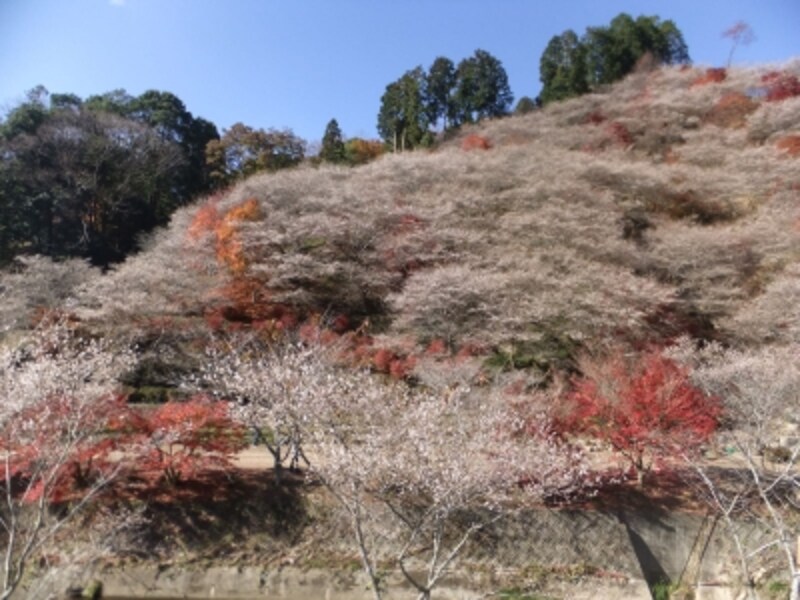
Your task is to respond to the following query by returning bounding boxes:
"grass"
[650,579,677,600]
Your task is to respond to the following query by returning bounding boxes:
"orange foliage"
[705,93,758,129]
[188,196,262,274]
[215,198,261,274]
[187,200,221,241]
[195,198,278,330]
[461,134,492,151]
[690,68,727,87]
[345,138,385,165]
[776,135,800,157]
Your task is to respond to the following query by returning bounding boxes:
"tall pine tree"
[320,118,346,164]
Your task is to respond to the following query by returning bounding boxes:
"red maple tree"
[123,396,248,487]
[558,349,721,484]
[4,394,130,504]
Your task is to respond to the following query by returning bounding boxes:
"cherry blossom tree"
[0,256,99,334]
[198,339,587,600]
[195,336,346,483]
[284,346,584,599]
[670,341,800,600]
[0,324,134,599]
[368,391,586,600]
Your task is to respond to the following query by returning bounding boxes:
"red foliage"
[691,68,727,87]
[558,349,721,484]
[5,393,247,503]
[705,93,759,129]
[584,110,606,125]
[128,397,247,486]
[389,355,417,379]
[395,213,424,232]
[762,72,800,102]
[330,313,351,334]
[455,342,487,360]
[605,122,634,147]
[425,338,448,356]
[461,134,492,151]
[372,348,397,373]
[4,394,133,504]
[776,135,800,157]
[367,347,418,379]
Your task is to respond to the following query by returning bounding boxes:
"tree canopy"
[539,13,690,104]
[377,67,430,152]
[453,49,514,124]
[0,88,201,265]
[319,118,346,164]
[205,123,305,186]
[377,49,513,150]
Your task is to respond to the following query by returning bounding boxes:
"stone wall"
[31,506,777,600]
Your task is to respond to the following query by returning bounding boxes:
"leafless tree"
[723,21,755,68]
[0,256,99,334]
[671,340,800,599]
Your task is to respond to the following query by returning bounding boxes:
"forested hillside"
[2,59,799,599]
[74,61,800,372]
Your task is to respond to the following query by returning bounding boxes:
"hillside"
[2,61,800,600]
[69,61,800,377]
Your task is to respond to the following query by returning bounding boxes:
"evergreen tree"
[320,118,346,164]
[538,14,690,105]
[425,57,457,130]
[377,67,429,152]
[453,49,513,124]
[539,30,589,104]
[514,96,539,115]
[584,14,689,86]
[0,92,185,264]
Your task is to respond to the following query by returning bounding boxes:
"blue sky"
[1,1,798,143]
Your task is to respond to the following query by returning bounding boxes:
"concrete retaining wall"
[27,506,774,599]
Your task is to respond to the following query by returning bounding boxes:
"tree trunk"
[792,536,800,600]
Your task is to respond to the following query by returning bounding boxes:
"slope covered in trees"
[2,60,800,598]
[89,61,797,372]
